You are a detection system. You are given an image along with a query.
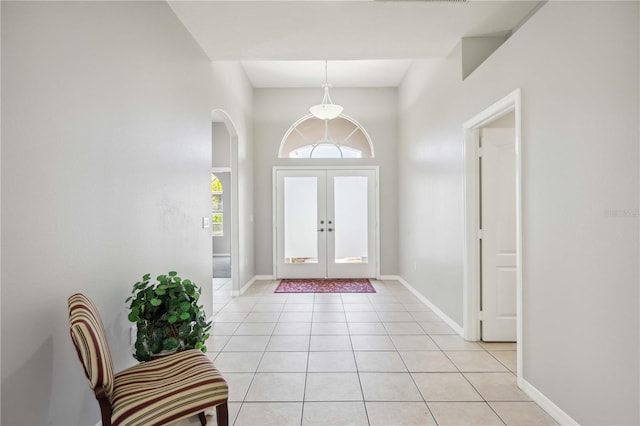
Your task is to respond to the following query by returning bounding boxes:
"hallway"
[182,279,557,425]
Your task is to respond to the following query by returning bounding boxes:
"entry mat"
[274,278,376,293]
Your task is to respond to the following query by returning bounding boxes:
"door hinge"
[477,147,483,157]
[478,311,484,320]
[478,229,484,239]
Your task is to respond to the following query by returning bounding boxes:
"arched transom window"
[279,115,374,159]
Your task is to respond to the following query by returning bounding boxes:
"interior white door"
[480,128,517,342]
[275,169,376,279]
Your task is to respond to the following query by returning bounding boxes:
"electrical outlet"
[413,261,417,271]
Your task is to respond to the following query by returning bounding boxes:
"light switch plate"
[202,217,210,228]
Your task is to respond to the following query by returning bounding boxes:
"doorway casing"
[462,89,522,381]
[212,109,240,295]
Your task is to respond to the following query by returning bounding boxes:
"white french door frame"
[272,166,380,280]
[462,89,523,380]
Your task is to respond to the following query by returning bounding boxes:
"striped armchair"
[68,293,229,426]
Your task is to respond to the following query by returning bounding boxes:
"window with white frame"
[211,173,223,236]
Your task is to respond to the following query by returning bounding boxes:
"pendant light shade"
[310,61,343,120]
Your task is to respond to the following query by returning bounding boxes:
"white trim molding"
[462,88,523,381]
[231,275,276,297]
[396,277,464,336]
[518,378,579,426]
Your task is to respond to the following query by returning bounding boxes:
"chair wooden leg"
[198,412,207,425]
[216,402,229,426]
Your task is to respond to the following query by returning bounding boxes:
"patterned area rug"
[275,278,376,293]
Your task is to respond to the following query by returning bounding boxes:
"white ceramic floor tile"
[491,350,517,372]
[273,322,312,335]
[351,335,395,351]
[307,351,357,372]
[278,312,314,323]
[355,351,407,372]
[302,402,369,426]
[399,351,458,372]
[243,312,281,322]
[430,334,484,351]
[206,335,231,352]
[245,372,307,401]
[312,312,347,322]
[223,335,270,352]
[345,311,381,322]
[343,303,375,312]
[347,322,388,335]
[282,303,314,312]
[252,303,284,312]
[311,322,350,335]
[313,303,345,312]
[234,322,277,335]
[211,322,241,336]
[366,401,437,425]
[428,402,505,425]
[234,402,302,426]
[479,341,517,351]
[214,352,263,373]
[463,372,530,401]
[376,311,415,322]
[383,321,426,335]
[359,372,423,401]
[305,372,364,401]
[445,351,509,372]
[390,335,440,351]
[257,351,309,372]
[310,335,352,351]
[489,402,559,425]
[266,335,311,352]
[412,372,483,402]
[214,312,248,323]
[372,303,407,312]
[221,372,255,401]
[419,322,457,334]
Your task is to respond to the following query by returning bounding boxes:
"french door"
[275,168,377,279]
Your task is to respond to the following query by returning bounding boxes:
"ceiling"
[168,1,543,88]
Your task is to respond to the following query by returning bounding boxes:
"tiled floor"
[177,278,557,426]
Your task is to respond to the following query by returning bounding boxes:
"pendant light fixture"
[309,60,343,120]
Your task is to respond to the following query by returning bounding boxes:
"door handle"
[328,228,334,232]
[317,228,325,232]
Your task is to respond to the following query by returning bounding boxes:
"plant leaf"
[150,298,162,306]
[180,312,190,321]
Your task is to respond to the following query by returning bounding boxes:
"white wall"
[252,88,398,277]
[1,2,218,424]
[399,2,639,424]
[212,121,231,169]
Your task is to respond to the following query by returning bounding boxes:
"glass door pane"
[334,176,368,264]
[284,176,318,264]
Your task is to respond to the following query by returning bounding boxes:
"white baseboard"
[254,275,275,281]
[231,275,276,297]
[393,278,576,426]
[377,275,402,281]
[396,276,465,336]
[518,377,579,425]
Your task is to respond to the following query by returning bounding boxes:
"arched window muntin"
[279,114,375,159]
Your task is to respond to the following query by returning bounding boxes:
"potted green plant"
[126,271,212,362]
